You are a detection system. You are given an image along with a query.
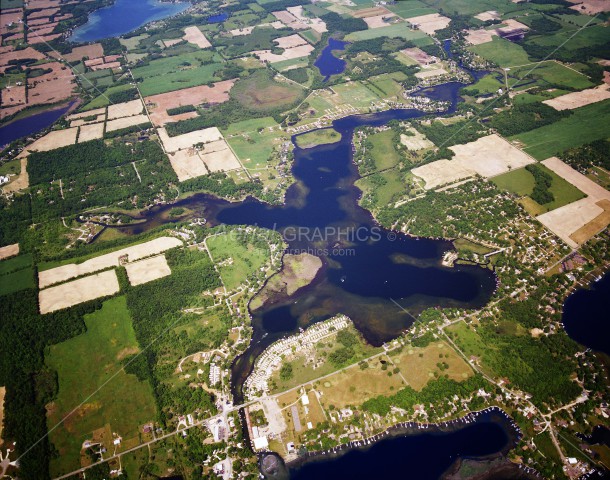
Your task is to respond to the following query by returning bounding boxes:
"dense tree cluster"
[560,139,610,173]
[488,102,570,137]
[526,164,554,205]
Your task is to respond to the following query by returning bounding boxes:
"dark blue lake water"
[314,38,349,81]
[562,272,610,355]
[0,103,73,149]
[69,0,189,42]
[290,411,514,480]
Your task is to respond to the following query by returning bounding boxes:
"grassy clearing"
[345,23,433,45]
[387,1,436,18]
[390,341,473,391]
[469,37,531,68]
[356,169,405,210]
[492,167,536,196]
[526,25,609,52]
[0,252,31,275]
[224,126,285,170]
[466,73,504,95]
[369,129,401,170]
[46,296,157,477]
[206,232,270,291]
[232,70,304,112]
[513,100,610,160]
[81,84,133,110]
[317,358,405,409]
[295,128,342,148]
[421,0,522,16]
[331,81,381,108]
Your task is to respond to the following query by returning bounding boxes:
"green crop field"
[46,296,157,477]
[332,81,382,108]
[368,130,401,171]
[525,24,609,52]
[493,165,585,215]
[468,37,531,67]
[81,83,134,110]
[0,253,34,295]
[508,61,593,91]
[513,100,610,160]
[207,232,270,291]
[224,124,285,169]
[345,23,433,46]
[387,0,436,19]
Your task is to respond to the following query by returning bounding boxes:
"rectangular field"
[543,85,610,111]
[46,296,157,476]
[39,270,120,313]
[345,23,433,45]
[0,243,19,260]
[158,126,223,153]
[512,100,610,159]
[38,237,182,288]
[124,254,171,286]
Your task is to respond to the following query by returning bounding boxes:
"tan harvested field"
[275,33,308,49]
[351,6,389,18]
[467,19,529,45]
[67,107,106,120]
[0,386,5,442]
[78,122,105,142]
[39,270,120,314]
[415,67,448,79]
[124,254,171,286]
[28,33,62,44]
[272,10,307,30]
[230,26,254,36]
[1,85,26,107]
[200,143,241,172]
[38,236,182,288]
[0,243,19,260]
[144,80,235,126]
[107,99,144,120]
[407,13,450,35]
[105,114,149,132]
[1,10,23,36]
[413,134,535,189]
[400,128,434,150]
[183,26,211,48]
[255,44,314,63]
[475,10,500,21]
[412,159,474,190]
[537,198,605,248]
[286,5,327,33]
[391,341,473,391]
[543,85,610,110]
[27,7,58,19]
[25,127,78,152]
[0,47,45,73]
[364,14,397,29]
[29,24,58,36]
[27,62,75,105]
[568,0,610,14]
[569,199,610,245]
[318,361,405,409]
[451,134,535,177]
[158,126,223,153]
[535,158,610,246]
[90,61,121,71]
[162,38,183,48]
[401,47,437,66]
[2,158,29,192]
[167,149,209,181]
[70,113,105,127]
[64,43,104,62]
[542,157,610,201]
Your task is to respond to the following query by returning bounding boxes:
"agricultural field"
[493,165,586,215]
[346,23,433,45]
[46,296,157,477]
[231,70,304,112]
[222,117,286,170]
[0,252,35,296]
[468,37,531,67]
[512,100,610,160]
[508,61,594,92]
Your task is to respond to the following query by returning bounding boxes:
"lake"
[562,272,610,355]
[289,409,517,480]
[314,38,349,81]
[0,102,74,149]
[69,0,189,42]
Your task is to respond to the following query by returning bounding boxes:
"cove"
[0,102,74,149]
[314,38,349,81]
[562,272,610,355]
[69,0,189,43]
[288,409,517,480]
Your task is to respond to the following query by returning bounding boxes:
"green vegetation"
[295,128,342,148]
[166,104,197,116]
[468,37,531,67]
[346,23,433,45]
[46,296,157,476]
[0,261,35,296]
[207,231,271,290]
[560,140,610,173]
[526,163,554,205]
[513,100,610,160]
